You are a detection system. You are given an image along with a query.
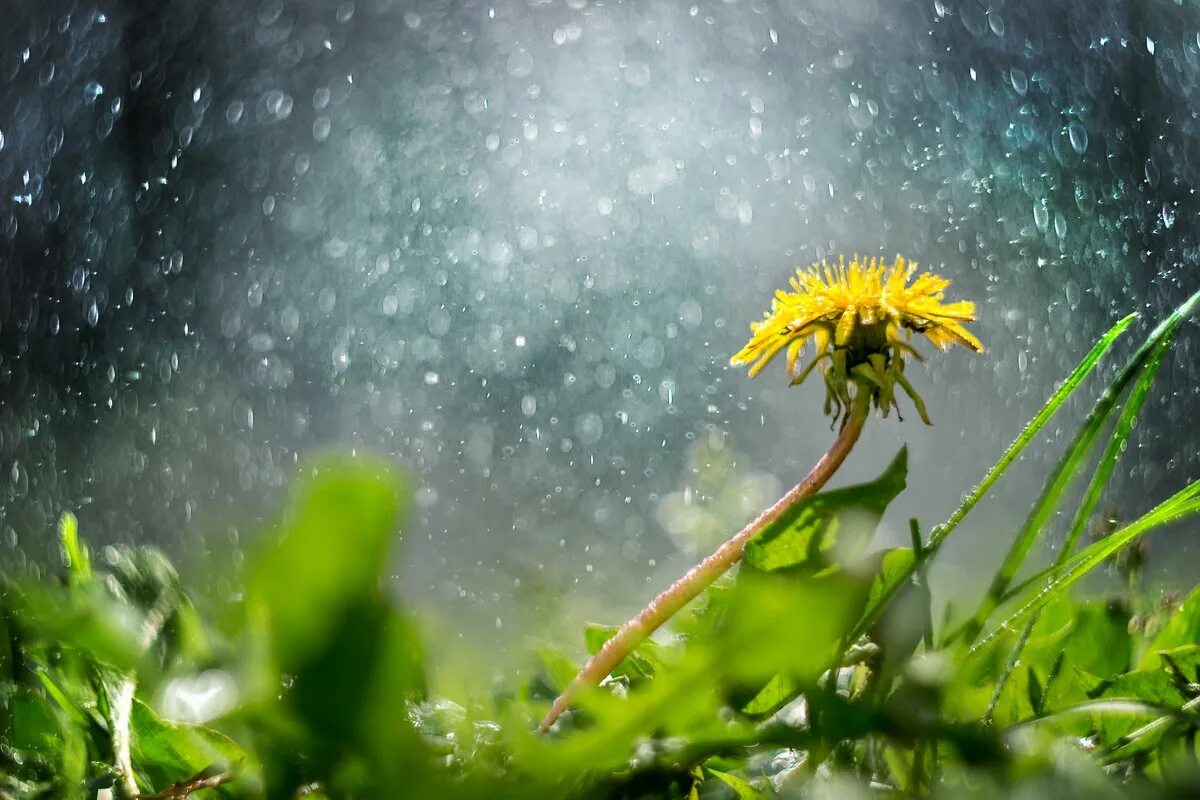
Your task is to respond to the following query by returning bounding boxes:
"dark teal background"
[1,0,1197,662]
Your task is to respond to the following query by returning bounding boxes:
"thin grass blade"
[847,313,1135,643]
[970,484,1200,656]
[928,312,1136,550]
[981,331,1174,717]
[956,289,1200,648]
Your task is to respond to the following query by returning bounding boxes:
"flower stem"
[538,390,872,732]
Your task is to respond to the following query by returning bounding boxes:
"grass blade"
[956,289,1200,648]
[1056,335,1172,560]
[970,482,1200,656]
[847,313,1136,643]
[928,312,1137,551]
[981,329,1175,717]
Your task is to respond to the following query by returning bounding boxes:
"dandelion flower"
[731,255,982,423]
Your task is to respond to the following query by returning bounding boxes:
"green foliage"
[743,447,907,572]
[3,293,1200,798]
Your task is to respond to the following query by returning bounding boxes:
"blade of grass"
[929,312,1137,551]
[846,312,1135,643]
[1057,334,1172,560]
[970,480,1200,657]
[982,328,1174,718]
[956,290,1200,649]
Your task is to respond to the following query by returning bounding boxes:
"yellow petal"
[834,306,857,346]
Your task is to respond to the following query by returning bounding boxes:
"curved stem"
[538,390,872,731]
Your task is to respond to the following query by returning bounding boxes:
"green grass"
[2,291,1200,799]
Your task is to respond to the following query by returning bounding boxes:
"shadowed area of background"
[1,0,1198,666]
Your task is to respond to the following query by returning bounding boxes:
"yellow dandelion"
[731,254,982,424]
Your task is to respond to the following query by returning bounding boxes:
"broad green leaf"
[528,655,732,778]
[583,623,669,681]
[868,547,932,683]
[243,457,431,797]
[1141,586,1200,669]
[745,447,907,572]
[739,547,922,718]
[347,608,434,794]
[131,699,251,796]
[1021,601,1131,684]
[1087,646,1200,758]
[740,672,799,717]
[868,547,918,608]
[247,456,407,672]
[33,667,89,729]
[1,688,87,787]
[949,596,1123,725]
[9,581,146,673]
[723,565,873,691]
[707,768,768,799]
[535,643,581,695]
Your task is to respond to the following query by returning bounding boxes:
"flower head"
[731,255,982,424]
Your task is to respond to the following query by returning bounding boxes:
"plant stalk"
[538,390,872,731]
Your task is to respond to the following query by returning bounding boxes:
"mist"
[2,0,1198,662]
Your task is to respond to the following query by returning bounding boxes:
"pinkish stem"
[539,391,872,731]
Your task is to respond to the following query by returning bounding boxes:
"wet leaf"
[744,448,907,573]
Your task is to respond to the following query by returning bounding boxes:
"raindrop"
[1065,280,1081,311]
[576,413,604,445]
[623,62,651,87]
[1009,69,1028,96]
[1067,121,1087,154]
[1033,202,1048,233]
[987,9,1005,36]
[313,117,332,141]
[281,305,300,335]
[1145,158,1160,187]
[507,50,533,78]
[960,3,986,37]
[332,345,351,372]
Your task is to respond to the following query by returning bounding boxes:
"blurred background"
[1,0,1198,669]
